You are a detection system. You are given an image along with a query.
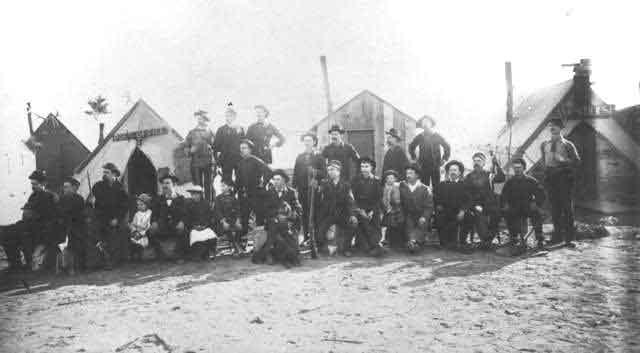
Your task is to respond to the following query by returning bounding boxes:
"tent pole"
[505,62,514,162]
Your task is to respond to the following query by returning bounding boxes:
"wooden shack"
[310,90,417,176]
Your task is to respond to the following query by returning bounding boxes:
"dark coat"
[292,151,326,190]
[185,127,215,167]
[58,193,86,231]
[382,145,409,180]
[464,166,505,208]
[23,188,57,223]
[92,180,128,221]
[501,174,546,212]
[351,175,382,213]
[316,179,356,223]
[321,142,360,181]
[236,155,272,194]
[245,122,285,164]
[264,186,302,219]
[186,199,213,228]
[399,181,433,219]
[434,180,471,215]
[151,194,187,227]
[408,131,451,168]
[213,124,244,168]
[214,192,241,223]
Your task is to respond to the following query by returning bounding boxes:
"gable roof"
[33,114,91,154]
[74,99,183,173]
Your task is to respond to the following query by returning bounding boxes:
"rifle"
[307,166,318,259]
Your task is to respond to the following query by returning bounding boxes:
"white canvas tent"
[74,99,187,198]
[0,123,36,225]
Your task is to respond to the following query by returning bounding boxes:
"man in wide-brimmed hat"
[540,117,580,247]
[350,156,384,257]
[321,124,360,181]
[382,128,410,181]
[246,104,286,165]
[214,102,245,182]
[409,115,451,191]
[149,171,188,260]
[237,138,272,235]
[90,163,129,269]
[292,132,326,243]
[57,176,88,272]
[185,109,216,201]
[399,163,433,253]
[434,160,471,250]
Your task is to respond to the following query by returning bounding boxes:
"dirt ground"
[0,227,638,353]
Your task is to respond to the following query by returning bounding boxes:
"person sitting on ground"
[186,185,217,261]
[351,157,384,257]
[501,158,546,248]
[434,160,472,250]
[128,193,152,261]
[214,178,244,256]
[399,164,433,253]
[381,170,404,249]
[150,172,187,260]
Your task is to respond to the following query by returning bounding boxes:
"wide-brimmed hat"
[28,170,47,182]
[472,152,487,162]
[444,160,465,174]
[271,169,290,182]
[194,109,210,122]
[254,105,270,117]
[64,176,80,187]
[419,115,436,129]
[158,171,179,183]
[300,132,318,146]
[404,163,421,177]
[102,162,121,177]
[186,185,204,194]
[548,118,565,128]
[385,128,402,140]
[328,124,345,134]
[358,156,376,171]
[239,138,255,149]
[382,169,400,181]
[327,160,342,170]
[137,193,152,206]
[511,157,527,169]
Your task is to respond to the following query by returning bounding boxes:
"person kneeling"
[186,185,217,261]
[129,194,152,261]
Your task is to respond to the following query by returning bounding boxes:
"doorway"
[126,148,158,198]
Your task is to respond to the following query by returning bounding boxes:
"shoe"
[565,241,576,248]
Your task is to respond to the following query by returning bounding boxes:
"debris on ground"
[115,334,173,353]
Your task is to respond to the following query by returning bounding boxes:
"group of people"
[1,103,581,272]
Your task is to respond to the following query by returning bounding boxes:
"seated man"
[315,160,358,256]
[150,172,187,260]
[253,200,300,267]
[501,158,545,248]
[57,177,88,271]
[186,185,217,261]
[265,169,302,234]
[434,160,472,250]
[399,164,433,253]
[351,157,384,257]
[214,178,244,255]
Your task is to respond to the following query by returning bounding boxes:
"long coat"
[236,155,272,195]
[321,143,360,181]
[292,151,326,190]
[315,179,356,224]
[213,124,244,169]
[92,180,128,222]
[245,122,285,164]
[185,127,215,168]
[408,131,451,169]
[501,174,546,212]
[382,145,409,179]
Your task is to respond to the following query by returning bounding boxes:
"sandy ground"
[0,227,638,353]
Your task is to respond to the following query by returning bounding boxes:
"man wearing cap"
[409,115,451,191]
[57,177,88,271]
[350,157,384,257]
[315,160,358,255]
[214,103,245,182]
[463,152,506,248]
[237,139,272,234]
[265,169,302,224]
[150,172,188,260]
[91,163,129,268]
[185,110,216,200]
[245,105,285,165]
[292,132,326,242]
[214,178,244,254]
[501,158,545,247]
[185,185,217,261]
[434,160,472,249]
[399,164,433,253]
[382,128,410,181]
[321,124,360,181]
[540,118,580,247]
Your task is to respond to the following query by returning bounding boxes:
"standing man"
[90,163,128,269]
[540,118,580,247]
[150,172,188,260]
[399,164,433,253]
[434,160,471,250]
[501,158,546,248]
[292,132,326,243]
[245,105,285,165]
[382,128,410,180]
[57,177,87,272]
[351,157,384,257]
[463,152,505,248]
[214,103,245,182]
[236,139,272,234]
[185,110,215,200]
[409,115,451,191]
[321,124,360,181]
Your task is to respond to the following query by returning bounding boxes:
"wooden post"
[26,102,34,135]
[320,56,334,123]
[505,62,514,162]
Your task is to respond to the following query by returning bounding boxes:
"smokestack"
[26,102,34,135]
[505,62,513,124]
[98,123,105,145]
[573,58,592,108]
[320,56,333,117]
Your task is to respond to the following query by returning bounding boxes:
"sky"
[0,0,638,166]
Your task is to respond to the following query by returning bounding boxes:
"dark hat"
[158,170,179,183]
[194,109,210,122]
[300,132,318,146]
[419,115,436,128]
[328,124,345,134]
[511,157,527,169]
[327,160,342,170]
[404,163,421,176]
[385,128,402,140]
[358,156,376,170]
[63,176,80,187]
[28,170,47,182]
[271,169,290,182]
[472,152,487,161]
[548,118,565,128]
[382,169,400,181]
[239,138,255,149]
[444,160,465,174]
[102,162,121,177]
[254,105,270,116]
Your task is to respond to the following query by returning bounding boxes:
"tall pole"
[26,102,34,135]
[505,61,514,162]
[320,56,334,123]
